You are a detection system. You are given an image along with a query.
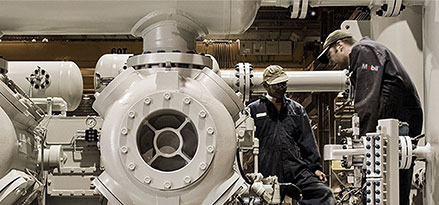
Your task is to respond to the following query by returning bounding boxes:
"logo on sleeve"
[361,63,379,72]
[256,112,267,118]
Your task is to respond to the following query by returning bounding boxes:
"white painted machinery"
[7,61,83,113]
[0,57,47,204]
[1,0,439,204]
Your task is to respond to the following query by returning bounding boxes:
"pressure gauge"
[86,116,97,129]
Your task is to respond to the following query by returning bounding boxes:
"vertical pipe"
[423,1,439,204]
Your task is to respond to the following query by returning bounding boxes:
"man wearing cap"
[248,65,335,205]
[317,30,423,205]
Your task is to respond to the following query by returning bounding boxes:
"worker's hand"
[314,170,327,183]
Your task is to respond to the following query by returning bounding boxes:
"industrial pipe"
[31,97,68,117]
[220,69,349,93]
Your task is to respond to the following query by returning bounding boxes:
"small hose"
[236,148,252,184]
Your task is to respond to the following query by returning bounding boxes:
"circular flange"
[118,91,217,190]
[127,53,212,69]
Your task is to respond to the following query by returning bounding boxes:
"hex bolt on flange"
[144,176,152,184]
[183,97,191,104]
[144,97,152,105]
[199,110,207,118]
[121,127,128,135]
[163,92,171,100]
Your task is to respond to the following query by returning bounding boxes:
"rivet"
[144,97,152,105]
[184,176,191,184]
[207,145,214,153]
[207,127,214,135]
[120,146,128,154]
[183,97,191,104]
[164,92,171,100]
[144,176,152,184]
[127,163,136,171]
[199,162,207,170]
[199,110,207,118]
[164,181,171,189]
[128,110,136,118]
[121,127,128,135]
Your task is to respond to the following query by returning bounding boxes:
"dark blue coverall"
[349,37,423,205]
[249,96,335,205]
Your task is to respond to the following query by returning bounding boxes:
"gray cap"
[263,65,288,85]
[317,30,353,64]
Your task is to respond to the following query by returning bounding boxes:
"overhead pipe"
[261,0,425,18]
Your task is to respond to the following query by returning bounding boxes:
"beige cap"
[263,65,288,85]
[317,30,353,63]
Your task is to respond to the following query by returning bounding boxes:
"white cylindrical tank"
[7,61,83,111]
[94,54,132,93]
[0,1,260,36]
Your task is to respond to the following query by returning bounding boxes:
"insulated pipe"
[220,70,349,93]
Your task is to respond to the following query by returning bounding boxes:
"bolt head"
[183,97,191,104]
[164,181,171,189]
[144,176,152,184]
[199,162,207,170]
[128,111,136,118]
[164,92,171,100]
[184,176,191,184]
[127,163,136,171]
[207,127,214,135]
[199,110,207,118]
[120,146,128,154]
[121,127,128,135]
[144,97,152,105]
[207,145,215,153]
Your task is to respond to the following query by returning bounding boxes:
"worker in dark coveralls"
[248,65,335,205]
[317,30,423,205]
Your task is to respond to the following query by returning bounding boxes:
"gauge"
[85,116,97,129]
